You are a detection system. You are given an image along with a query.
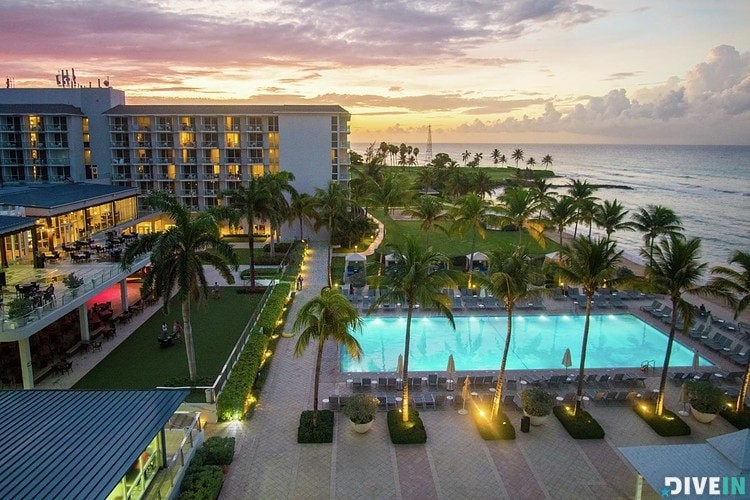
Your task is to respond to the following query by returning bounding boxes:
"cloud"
[606,71,642,80]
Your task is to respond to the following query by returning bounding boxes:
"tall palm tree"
[367,173,412,217]
[472,152,483,167]
[545,195,577,247]
[549,236,622,416]
[530,177,555,219]
[643,235,706,416]
[462,150,472,166]
[313,181,349,286]
[414,167,439,193]
[294,287,363,427]
[567,179,597,238]
[449,194,497,273]
[371,236,455,421]
[402,195,448,245]
[474,246,540,419]
[263,171,297,257]
[705,250,750,411]
[578,198,598,238]
[526,157,536,169]
[593,199,635,238]
[470,170,498,199]
[499,154,507,167]
[289,192,317,241]
[215,176,273,288]
[511,149,524,169]
[491,148,501,165]
[122,192,237,381]
[541,154,553,170]
[495,187,545,246]
[631,205,683,267]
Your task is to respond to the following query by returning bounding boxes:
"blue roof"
[0,215,36,234]
[0,183,136,210]
[0,389,188,499]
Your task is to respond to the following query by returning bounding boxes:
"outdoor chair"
[597,374,611,387]
[611,373,626,386]
[584,374,599,385]
[386,377,398,390]
[408,377,422,387]
[502,394,520,411]
[428,374,439,387]
[378,377,388,388]
[640,300,662,313]
[328,395,341,411]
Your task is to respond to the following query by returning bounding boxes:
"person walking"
[161,322,168,338]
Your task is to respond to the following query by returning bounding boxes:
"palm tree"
[705,250,750,411]
[289,192,317,241]
[402,195,448,245]
[567,179,597,238]
[371,236,455,421]
[643,235,706,416]
[511,149,524,169]
[367,173,412,217]
[526,157,536,169]
[632,205,683,267]
[495,187,545,246]
[294,287,363,427]
[215,176,273,288]
[474,246,540,419]
[593,199,635,238]
[122,192,237,381]
[470,170,497,199]
[498,154,507,167]
[449,194,497,273]
[545,195,577,247]
[549,236,622,416]
[313,181,349,286]
[462,150,472,166]
[415,167,439,193]
[263,171,297,257]
[472,152,483,167]
[579,198,598,238]
[541,154,553,170]
[491,148,501,165]
[530,177,555,219]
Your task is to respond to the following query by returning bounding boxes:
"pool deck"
[211,242,745,500]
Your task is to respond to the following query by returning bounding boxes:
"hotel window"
[226,117,240,131]
[157,117,173,131]
[180,117,195,131]
[225,133,240,148]
[331,133,338,147]
[111,117,128,131]
[112,133,128,147]
[268,116,279,132]
[331,116,338,130]
[202,133,218,148]
[1,116,20,131]
[50,133,67,148]
[136,133,151,148]
[247,117,262,132]
[135,117,150,131]
[179,132,195,147]
[201,117,218,131]
[29,116,44,131]
[248,150,263,164]
[248,133,263,148]
[331,149,338,164]
[251,164,264,177]
[226,149,241,163]
[157,133,172,147]
[268,132,278,149]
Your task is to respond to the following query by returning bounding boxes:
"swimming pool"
[340,314,713,373]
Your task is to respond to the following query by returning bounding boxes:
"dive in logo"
[664,476,746,496]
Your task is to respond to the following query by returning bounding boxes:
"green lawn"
[372,209,556,256]
[381,165,554,184]
[74,288,262,391]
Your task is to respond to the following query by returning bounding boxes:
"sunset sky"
[2,0,749,144]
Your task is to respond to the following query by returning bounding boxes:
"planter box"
[691,407,718,424]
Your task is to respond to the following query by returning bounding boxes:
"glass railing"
[147,412,202,499]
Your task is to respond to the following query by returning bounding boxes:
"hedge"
[178,465,223,500]
[552,405,605,439]
[215,282,292,421]
[297,410,335,443]
[387,409,427,444]
[263,242,293,253]
[191,437,235,466]
[471,403,516,440]
[720,408,750,429]
[633,402,691,436]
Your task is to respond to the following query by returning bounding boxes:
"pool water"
[340,314,713,373]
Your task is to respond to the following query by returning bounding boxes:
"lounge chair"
[328,395,341,411]
[428,374,439,387]
[597,374,611,387]
[378,377,388,388]
[502,394,521,411]
[408,377,422,387]
[558,392,577,404]
[584,374,599,385]
[614,391,636,404]
[692,372,714,382]
[640,300,662,313]
[611,373,626,386]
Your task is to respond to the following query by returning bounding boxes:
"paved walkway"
[208,243,739,499]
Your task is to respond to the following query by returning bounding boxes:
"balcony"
[201,142,217,148]
[47,158,69,166]
[111,125,126,131]
[180,173,197,180]
[113,173,132,180]
[158,142,174,148]
[0,124,18,131]
[112,141,128,148]
[247,142,263,148]
[200,125,217,131]
[180,125,195,131]
[137,141,152,148]
[156,124,173,131]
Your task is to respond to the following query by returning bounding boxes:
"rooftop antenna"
[426,124,433,163]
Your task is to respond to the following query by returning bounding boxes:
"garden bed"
[633,402,691,436]
[720,408,750,429]
[471,403,516,440]
[297,410,334,443]
[387,409,427,444]
[553,405,605,439]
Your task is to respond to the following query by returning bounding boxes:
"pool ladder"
[640,360,656,373]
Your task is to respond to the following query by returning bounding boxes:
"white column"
[120,279,129,312]
[18,338,34,389]
[635,474,643,500]
[79,304,90,342]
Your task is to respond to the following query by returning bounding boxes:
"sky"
[1,0,749,145]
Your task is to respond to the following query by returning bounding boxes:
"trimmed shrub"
[471,403,516,440]
[298,410,334,443]
[553,405,605,439]
[263,242,293,253]
[215,283,292,421]
[520,387,554,417]
[178,464,223,500]
[633,402,691,437]
[720,409,750,429]
[191,437,235,466]
[254,254,284,266]
[387,409,427,444]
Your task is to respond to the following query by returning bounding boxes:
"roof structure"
[0,390,188,499]
[104,104,348,115]
[0,183,136,211]
[619,429,750,498]
[0,104,84,115]
[0,215,36,235]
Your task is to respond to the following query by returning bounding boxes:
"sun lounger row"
[589,390,638,404]
[521,372,646,388]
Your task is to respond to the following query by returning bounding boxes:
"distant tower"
[426,124,433,163]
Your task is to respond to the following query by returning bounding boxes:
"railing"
[146,412,202,500]
[0,256,149,333]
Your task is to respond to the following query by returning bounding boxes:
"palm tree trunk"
[491,305,513,419]
[588,222,592,238]
[648,237,655,267]
[298,216,304,241]
[312,336,325,427]
[248,212,256,288]
[737,360,750,412]
[558,229,563,247]
[655,301,678,416]
[327,215,333,287]
[575,296,593,416]
[401,305,413,422]
[573,210,580,237]
[182,299,198,381]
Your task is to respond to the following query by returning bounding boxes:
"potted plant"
[521,386,554,426]
[62,273,84,296]
[8,297,33,327]
[343,393,379,433]
[687,381,725,423]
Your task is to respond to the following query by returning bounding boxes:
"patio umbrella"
[446,354,456,379]
[459,376,471,415]
[678,382,689,416]
[562,348,573,372]
[396,354,403,377]
[692,351,700,371]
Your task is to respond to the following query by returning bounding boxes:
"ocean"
[352,143,750,269]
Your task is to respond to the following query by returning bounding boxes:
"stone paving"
[207,243,741,499]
